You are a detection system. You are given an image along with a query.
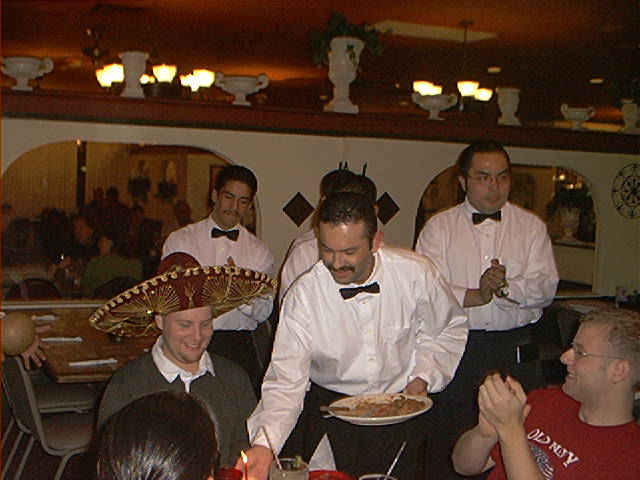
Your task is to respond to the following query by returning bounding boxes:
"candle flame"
[241,450,248,464]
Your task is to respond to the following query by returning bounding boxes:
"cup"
[358,475,397,480]
[269,458,309,480]
[218,467,243,480]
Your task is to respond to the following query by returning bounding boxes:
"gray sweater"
[98,352,257,466]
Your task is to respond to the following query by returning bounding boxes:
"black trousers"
[423,324,543,480]
[282,384,428,480]
[208,330,262,396]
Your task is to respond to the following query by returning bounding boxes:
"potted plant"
[608,77,640,133]
[311,12,385,114]
[310,12,385,67]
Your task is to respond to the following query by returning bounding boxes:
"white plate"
[328,393,432,426]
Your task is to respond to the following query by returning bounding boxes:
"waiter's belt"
[469,324,539,364]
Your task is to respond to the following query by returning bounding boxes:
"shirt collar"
[151,337,215,390]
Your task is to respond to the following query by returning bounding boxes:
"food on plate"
[331,394,427,418]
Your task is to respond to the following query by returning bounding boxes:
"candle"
[241,450,248,480]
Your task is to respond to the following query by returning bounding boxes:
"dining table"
[29,306,157,383]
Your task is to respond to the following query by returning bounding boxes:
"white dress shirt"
[279,230,319,303]
[151,337,215,393]
[162,216,275,331]
[415,200,558,331]
[248,246,467,452]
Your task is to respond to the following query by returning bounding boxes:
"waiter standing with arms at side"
[242,192,467,480]
[415,140,559,479]
[163,165,275,393]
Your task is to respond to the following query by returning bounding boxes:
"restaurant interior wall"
[2,117,638,296]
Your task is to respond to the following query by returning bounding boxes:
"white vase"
[558,207,580,242]
[620,98,640,134]
[2,56,53,91]
[496,87,521,126]
[324,36,364,114]
[561,103,595,130]
[119,51,148,98]
[411,92,457,120]
[215,72,269,106]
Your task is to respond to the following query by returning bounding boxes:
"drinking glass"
[269,458,309,480]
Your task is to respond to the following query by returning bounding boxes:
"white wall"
[3,118,638,294]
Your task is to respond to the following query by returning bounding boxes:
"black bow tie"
[472,211,502,225]
[339,282,380,300]
[211,228,239,241]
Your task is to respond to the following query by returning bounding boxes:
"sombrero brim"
[89,265,277,337]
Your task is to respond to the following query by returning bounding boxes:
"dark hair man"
[453,309,640,479]
[162,164,275,391]
[242,192,467,480]
[415,140,559,479]
[279,173,378,302]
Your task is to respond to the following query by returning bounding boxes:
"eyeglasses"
[570,342,625,361]
[466,172,511,186]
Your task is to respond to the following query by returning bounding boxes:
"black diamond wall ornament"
[376,192,400,225]
[283,192,314,226]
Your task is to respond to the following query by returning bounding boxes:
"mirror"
[2,141,258,301]
[414,164,596,293]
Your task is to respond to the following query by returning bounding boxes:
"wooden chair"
[1,356,95,480]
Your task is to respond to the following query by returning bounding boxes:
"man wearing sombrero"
[96,252,276,467]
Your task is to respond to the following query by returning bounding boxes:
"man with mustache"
[415,140,559,479]
[162,165,274,392]
[242,192,467,480]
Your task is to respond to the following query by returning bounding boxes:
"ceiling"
[2,0,639,123]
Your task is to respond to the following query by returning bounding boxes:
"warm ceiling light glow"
[413,81,434,95]
[140,74,155,84]
[153,63,177,83]
[180,74,199,92]
[457,80,479,96]
[104,63,124,83]
[487,66,501,74]
[95,68,112,87]
[590,77,604,85]
[474,88,493,101]
[413,81,443,96]
[193,69,215,88]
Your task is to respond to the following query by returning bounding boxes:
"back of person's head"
[457,140,511,177]
[319,191,377,246]
[215,165,258,197]
[334,174,377,203]
[106,187,120,200]
[320,168,355,198]
[581,308,640,390]
[96,391,219,480]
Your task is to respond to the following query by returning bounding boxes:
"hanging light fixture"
[457,20,479,98]
[95,63,124,88]
[153,63,177,83]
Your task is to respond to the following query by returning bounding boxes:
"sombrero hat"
[89,252,277,337]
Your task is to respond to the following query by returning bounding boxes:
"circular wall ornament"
[611,163,640,219]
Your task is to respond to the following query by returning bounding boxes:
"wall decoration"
[611,163,640,219]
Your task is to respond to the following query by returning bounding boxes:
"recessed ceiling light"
[590,78,604,85]
[487,66,501,74]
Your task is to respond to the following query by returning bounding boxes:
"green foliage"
[310,12,385,67]
[156,181,178,203]
[608,77,640,107]
[128,176,151,203]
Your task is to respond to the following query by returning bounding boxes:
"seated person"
[452,308,640,479]
[96,390,219,480]
[97,252,257,467]
[80,229,142,297]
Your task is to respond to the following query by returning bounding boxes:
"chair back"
[92,276,139,298]
[2,356,46,440]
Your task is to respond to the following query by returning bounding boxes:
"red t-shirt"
[489,387,640,479]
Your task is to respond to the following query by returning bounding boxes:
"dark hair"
[71,214,95,230]
[215,165,257,197]
[320,168,355,198]
[456,140,511,177]
[319,191,377,246]
[106,187,120,200]
[96,391,220,480]
[335,174,377,203]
